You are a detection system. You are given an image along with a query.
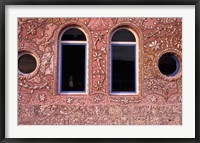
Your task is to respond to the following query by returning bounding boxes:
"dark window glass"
[61,28,86,41]
[111,45,136,92]
[111,29,136,42]
[158,53,180,76]
[61,45,85,91]
[18,54,37,74]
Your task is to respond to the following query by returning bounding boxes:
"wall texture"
[18,18,182,125]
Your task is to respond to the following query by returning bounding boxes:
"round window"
[158,53,180,76]
[18,54,37,74]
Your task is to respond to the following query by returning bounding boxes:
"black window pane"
[61,45,85,91]
[111,45,136,92]
[158,53,180,76]
[18,54,37,74]
[61,28,86,41]
[111,29,136,42]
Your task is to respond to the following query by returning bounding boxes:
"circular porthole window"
[158,53,180,76]
[18,53,37,74]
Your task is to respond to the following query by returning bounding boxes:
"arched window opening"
[111,29,136,42]
[59,27,87,94]
[61,28,86,41]
[110,28,138,94]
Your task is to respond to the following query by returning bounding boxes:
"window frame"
[58,27,88,95]
[110,27,139,95]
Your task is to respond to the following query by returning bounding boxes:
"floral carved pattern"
[92,32,107,93]
[18,18,182,125]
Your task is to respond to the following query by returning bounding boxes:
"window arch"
[59,27,88,94]
[110,28,138,95]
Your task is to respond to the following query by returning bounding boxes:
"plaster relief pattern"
[18,18,182,125]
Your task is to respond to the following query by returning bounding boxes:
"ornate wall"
[18,18,182,125]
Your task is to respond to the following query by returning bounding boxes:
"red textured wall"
[18,18,182,125]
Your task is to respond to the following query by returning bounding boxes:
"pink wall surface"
[18,18,182,125]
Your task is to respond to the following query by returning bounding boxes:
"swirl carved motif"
[18,18,182,125]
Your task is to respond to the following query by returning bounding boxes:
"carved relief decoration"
[18,18,182,125]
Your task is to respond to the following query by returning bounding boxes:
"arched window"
[59,27,87,94]
[110,28,138,95]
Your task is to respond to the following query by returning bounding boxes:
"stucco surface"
[18,18,182,125]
